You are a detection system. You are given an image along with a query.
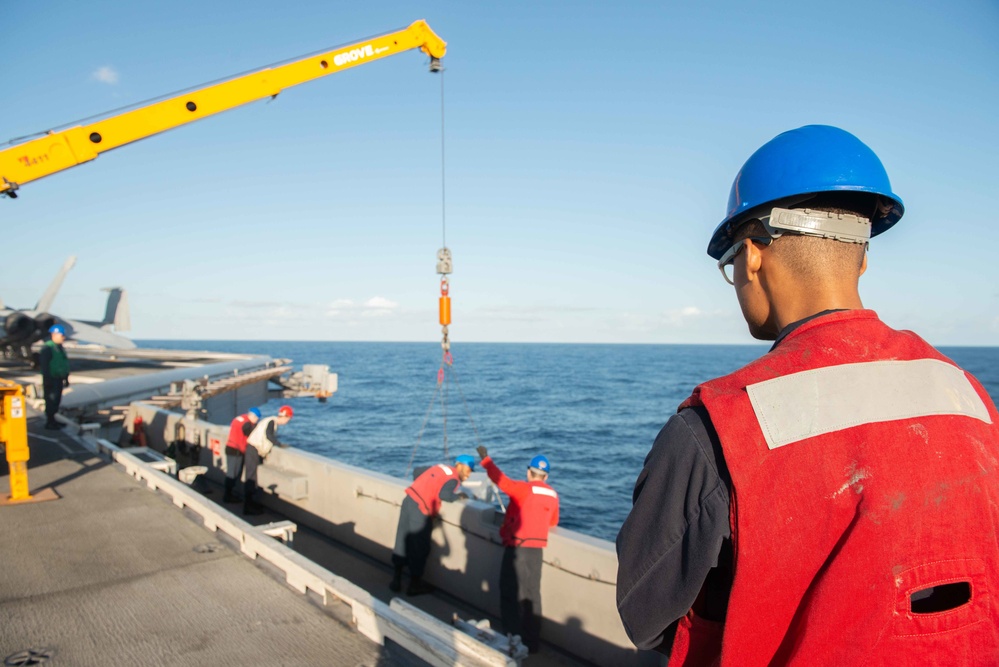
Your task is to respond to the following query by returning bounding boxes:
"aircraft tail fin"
[35,256,77,312]
[101,287,131,332]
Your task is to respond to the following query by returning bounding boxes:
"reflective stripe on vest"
[676,310,999,666]
[226,414,251,453]
[748,358,991,450]
[406,464,457,516]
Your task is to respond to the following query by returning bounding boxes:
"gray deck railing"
[122,403,657,667]
[88,433,523,667]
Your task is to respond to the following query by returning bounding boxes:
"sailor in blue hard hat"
[706,125,904,340]
[223,406,263,503]
[390,453,475,596]
[528,455,550,476]
[454,454,477,471]
[617,126,999,663]
[40,323,71,429]
[477,445,559,653]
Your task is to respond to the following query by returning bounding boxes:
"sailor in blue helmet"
[477,446,559,654]
[39,324,70,429]
[390,454,475,596]
[222,407,261,503]
[616,126,999,665]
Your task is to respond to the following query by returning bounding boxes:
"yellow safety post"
[1,380,31,502]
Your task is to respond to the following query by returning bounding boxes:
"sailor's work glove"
[476,445,488,460]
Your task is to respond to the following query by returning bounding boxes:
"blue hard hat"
[248,407,262,419]
[707,125,904,260]
[529,455,550,474]
[454,454,476,471]
[49,324,65,335]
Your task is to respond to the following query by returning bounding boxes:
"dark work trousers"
[391,496,435,579]
[244,446,260,482]
[243,446,261,503]
[42,376,64,424]
[500,546,544,652]
[225,447,245,481]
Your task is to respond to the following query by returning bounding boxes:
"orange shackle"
[439,278,451,326]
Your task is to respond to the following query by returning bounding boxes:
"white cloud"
[364,296,399,310]
[324,296,400,319]
[92,66,119,85]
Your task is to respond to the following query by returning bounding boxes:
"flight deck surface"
[0,420,416,667]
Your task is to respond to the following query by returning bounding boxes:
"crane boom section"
[1,20,446,197]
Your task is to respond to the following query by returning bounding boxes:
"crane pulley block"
[436,247,453,275]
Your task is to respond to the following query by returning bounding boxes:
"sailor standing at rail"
[390,455,475,596]
[477,446,559,655]
[615,125,999,666]
[244,405,293,516]
[39,324,70,430]
[223,407,260,503]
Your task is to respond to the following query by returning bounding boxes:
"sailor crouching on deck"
[615,125,999,666]
[244,405,293,516]
[391,455,474,596]
[477,446,559,654]
[223,407,260,503]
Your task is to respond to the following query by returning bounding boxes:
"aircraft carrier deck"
[1,419,410,667]
[1,349,623,667]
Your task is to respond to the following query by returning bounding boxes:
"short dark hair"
[732,193,870,277]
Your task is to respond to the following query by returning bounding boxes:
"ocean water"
[141,340,999,542]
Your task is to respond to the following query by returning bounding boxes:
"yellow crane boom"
[1,20,446,198]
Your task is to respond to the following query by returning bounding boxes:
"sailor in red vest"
[223,407,260,503]
[477,445,559,654]
[616,125,999,666]
[390,454,475,596]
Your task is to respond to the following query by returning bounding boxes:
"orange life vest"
[500,480,559,548]
[406,464,459,516]
[226,414,252,454]
[671,310,999,667]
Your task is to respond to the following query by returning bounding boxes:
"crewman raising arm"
[477,445,558,654]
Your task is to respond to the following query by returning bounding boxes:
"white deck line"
[90,436,519,667]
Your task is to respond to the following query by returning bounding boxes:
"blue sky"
[3,0,997,345]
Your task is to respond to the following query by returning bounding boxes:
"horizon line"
[131,338,998,349]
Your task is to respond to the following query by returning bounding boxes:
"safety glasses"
[717,236,774,285]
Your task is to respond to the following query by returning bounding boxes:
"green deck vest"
[44,340,70,378]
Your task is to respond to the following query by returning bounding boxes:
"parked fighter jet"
[1,256,135,361]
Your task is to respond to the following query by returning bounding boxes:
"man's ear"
[860,246,868,277]
[742,238,764,283]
